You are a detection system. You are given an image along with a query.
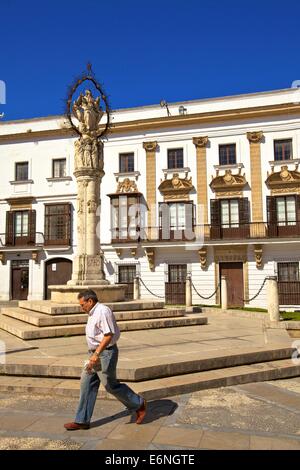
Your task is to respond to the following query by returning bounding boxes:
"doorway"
[165,264,187,305]
[118,265,136,301]
[219,262,244,308]
[45,258,72,299]
[11,260,29,300]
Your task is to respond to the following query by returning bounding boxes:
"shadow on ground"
[91,399,178,428]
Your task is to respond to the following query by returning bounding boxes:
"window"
[219,144,236,166]
[14,211,29,237]
[220,199,239,227]
[52,159,66,178]
[168,264,187,282]
[5,209,36,245]
[169,203,186,229]
[274,139,292,161]
[44,204,71,245]
[119,153,134,173]
[276,196,296,226]
[110,195,141,240]
[160,202,194,230]
[15,162,29,181]
[278,262,299,281]
[167,148,184,169]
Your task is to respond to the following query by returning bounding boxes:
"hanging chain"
[138,276,165,299]
[238,277,268,303]
[191,280,220,300]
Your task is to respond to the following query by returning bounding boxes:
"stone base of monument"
[48,284,126,303]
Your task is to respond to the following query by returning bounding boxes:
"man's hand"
[89,355,99,368]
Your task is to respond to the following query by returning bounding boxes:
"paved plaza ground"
[0,377,300,450]
[0,303,299,450]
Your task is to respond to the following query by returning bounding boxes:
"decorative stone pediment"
[210,169,247,192]
[265,164,300,190]
[116,178,139,194]
[158,173,195,201]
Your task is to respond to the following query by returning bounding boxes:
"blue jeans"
[75,345,142,424]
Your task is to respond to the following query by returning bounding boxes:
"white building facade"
[0,87,300,309]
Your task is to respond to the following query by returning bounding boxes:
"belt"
[89,345,115,353]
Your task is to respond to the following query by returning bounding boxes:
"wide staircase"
[0,302,299,399]
[0,300,206,340]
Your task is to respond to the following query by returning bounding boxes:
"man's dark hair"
[78,290,98,303]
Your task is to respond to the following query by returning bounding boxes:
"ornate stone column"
[70,161,106,285]
[247,131,264,222]
[193,137,209,225]
[49,75,126,302]
[143,141,158,240]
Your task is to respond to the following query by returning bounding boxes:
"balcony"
[111,221,300,244]
[0,233,70,248]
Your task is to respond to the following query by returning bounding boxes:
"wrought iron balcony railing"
[111,221,300,243]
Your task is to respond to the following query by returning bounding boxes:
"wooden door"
[11,267,29,300]
[219,262,244,308]
[45,258,72,299]
[165,264,187,305]
[118,265,136,300]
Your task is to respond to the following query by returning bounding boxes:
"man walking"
[64,290,146,430]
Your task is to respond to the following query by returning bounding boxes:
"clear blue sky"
[1,0,300,121]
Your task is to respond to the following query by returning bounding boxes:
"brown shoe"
[136,399,147,424]
[64,421,90,431]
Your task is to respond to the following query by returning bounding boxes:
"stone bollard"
[221,275,228,310]
[185,275,192,308]
[133,276,140,300]
[267,276,280,321]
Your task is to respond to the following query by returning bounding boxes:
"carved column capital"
[247,131,264,143]
[198,247,207,269]
[254,244,263,268]
[143,141,158,152]
[193,136,209,148]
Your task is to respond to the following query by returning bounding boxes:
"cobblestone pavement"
[0,377,300,450]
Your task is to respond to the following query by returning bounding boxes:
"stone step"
[0,358,299,400]
[18,300,166,315]
[0,313,207,340]
[1,307,185,327]
[0,346,294,381]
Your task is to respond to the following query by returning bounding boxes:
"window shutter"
[210,199,221,226]
[238,198,250,225]
[6,211,14,245]
[267,196,277,224]
[67,204,71,244]
[28,210,36,244]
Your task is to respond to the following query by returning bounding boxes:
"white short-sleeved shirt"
[85,302,120,350]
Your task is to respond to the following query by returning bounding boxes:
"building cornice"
[1,102,300,143]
